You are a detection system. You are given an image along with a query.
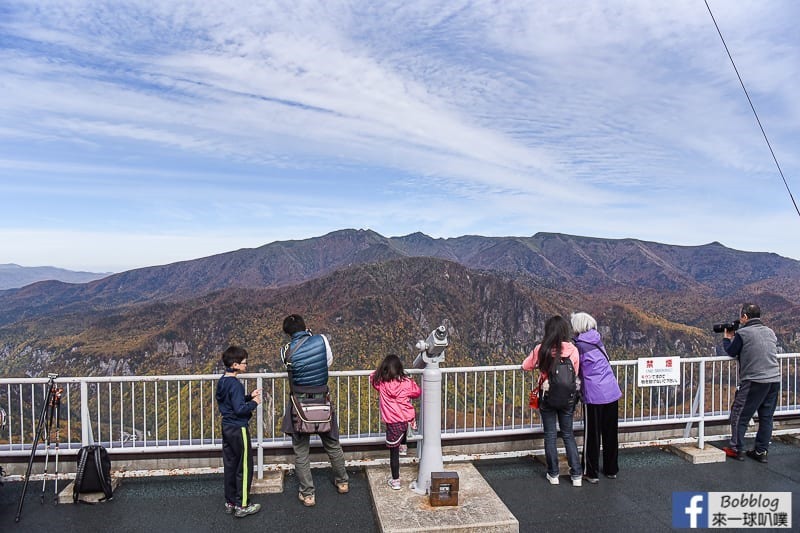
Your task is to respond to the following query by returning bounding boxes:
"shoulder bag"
[283,335,333,434]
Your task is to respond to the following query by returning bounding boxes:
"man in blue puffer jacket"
[280,314,349,507]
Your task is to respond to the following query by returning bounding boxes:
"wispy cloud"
[1,0,799,271]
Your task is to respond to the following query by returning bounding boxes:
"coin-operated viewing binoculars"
[413,325,448,368]
[410,325,449,495]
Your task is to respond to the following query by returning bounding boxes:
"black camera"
[712,319,740,333]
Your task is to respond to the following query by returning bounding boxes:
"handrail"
[1,354,798,478]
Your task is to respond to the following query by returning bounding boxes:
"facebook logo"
[673,492,708,528]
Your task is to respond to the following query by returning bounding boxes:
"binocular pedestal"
[411,362,444,495]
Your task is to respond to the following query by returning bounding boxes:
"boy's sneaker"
[546,473,559,485]
[399,444,408,456]
[571,477,582,487]
[298,493,316,507]
[583,476,599,484]
[224,502,235,514]
[746,449,768,463]
[387,478,402,490]
[233,503,261,518]
[723,447,745,461]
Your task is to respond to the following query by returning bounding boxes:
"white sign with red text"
[637,356,681,387]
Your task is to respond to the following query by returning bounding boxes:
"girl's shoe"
[399,444,408,456]
[387,478,402,490]
[546,473,559,485]
[571,477,582,487]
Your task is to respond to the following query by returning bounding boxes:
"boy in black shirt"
[216,345,262,517]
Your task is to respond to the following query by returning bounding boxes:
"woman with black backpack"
[522,315,582,487]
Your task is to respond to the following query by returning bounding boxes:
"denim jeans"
[540,402,581,479]
[291,432,349,496]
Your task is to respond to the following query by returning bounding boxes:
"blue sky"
[1,0,799,273]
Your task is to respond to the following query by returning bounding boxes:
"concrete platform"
[533,452,571,471]
[251,470,283,493]
[668,443,726,464]
[367,462,518,533]
[54,470,282,503]
[58,477,121,503]
[777,433,800,446]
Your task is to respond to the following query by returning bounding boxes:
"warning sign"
[637,357,681,387]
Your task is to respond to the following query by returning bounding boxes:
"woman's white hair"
[570,312,597,334]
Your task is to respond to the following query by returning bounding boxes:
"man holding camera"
[721,303,780,463]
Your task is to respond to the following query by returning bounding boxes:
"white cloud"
[1,0,799,270]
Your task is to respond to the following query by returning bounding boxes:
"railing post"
[256,376,264,479]
[80,380,91,446]
[698,360,705,449]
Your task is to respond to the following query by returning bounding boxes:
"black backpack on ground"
[74,445,113,502]
[543,356,577,409]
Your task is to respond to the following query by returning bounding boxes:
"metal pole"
[80,381,92,445]
[411,361,443,495]
[698,360,706,449]
[256,376,264,480]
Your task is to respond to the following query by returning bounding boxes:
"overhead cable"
[704,0,800,217]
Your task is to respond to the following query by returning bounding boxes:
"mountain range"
[0,263,110,290]
[1,229,798,377]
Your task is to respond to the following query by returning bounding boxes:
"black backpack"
[74,445,113,502]
[543,356,577,409]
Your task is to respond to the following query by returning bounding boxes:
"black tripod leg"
[40,393,56,504]
[15,377,55,523]
[53,396,62,502]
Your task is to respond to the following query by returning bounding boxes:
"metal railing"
[1,354,798,463]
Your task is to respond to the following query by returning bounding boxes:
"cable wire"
[704,0,800,217]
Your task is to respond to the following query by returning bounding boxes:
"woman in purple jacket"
[571,312,622,483]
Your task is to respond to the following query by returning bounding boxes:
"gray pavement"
[1,441,798,532]
[475,441,800,532]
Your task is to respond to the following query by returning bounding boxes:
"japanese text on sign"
[637,356,681,387]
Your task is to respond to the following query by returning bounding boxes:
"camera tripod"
[15,373,64,523]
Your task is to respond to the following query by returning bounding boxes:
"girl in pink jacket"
[370,354,422,490]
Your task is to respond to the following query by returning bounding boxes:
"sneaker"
[584,476,599,484]
[224,502,235,514]
[233,503,261,518]
[546,473,559,485]
[387,478,402,490]
[605,473,618,479]
[746,449,768,463]
[723,447,745,461]
[572,477,582,487]
[298,492,315,507]
[399,444,408,456]
[336,481,349,494]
